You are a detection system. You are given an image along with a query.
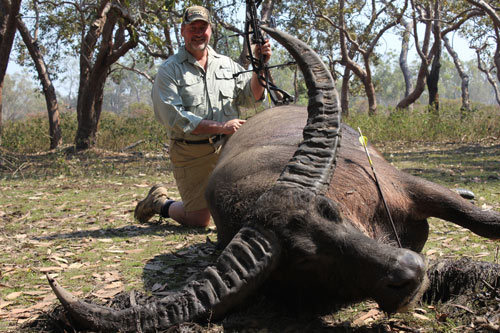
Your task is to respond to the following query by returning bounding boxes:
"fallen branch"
[122,140,145,152]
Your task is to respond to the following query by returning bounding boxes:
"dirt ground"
[1,140,499,332]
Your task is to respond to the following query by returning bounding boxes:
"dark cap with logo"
[182,6,211,25]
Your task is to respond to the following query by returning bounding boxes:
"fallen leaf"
[413,313,430,321]
[0,301,13,309]
[38,266,63,273]
[92,286,124,299]
[28,301,53,311]
[23,290,49,297]
[353,309,380,326]
[106,250,125,254]
[98,238,113,243]
[426,249,438,256]
[10,307,30,315]
[6,292,22,300]
[104,281,123,290]
[50,256,69,264]
[125,249,144,254]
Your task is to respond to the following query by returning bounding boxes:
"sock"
[160,200,175,218]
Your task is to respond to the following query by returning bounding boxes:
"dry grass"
[0,140,499,332]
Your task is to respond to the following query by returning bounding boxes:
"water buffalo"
[47,27,500,332]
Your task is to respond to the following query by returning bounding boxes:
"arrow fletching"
[358,135,368,147]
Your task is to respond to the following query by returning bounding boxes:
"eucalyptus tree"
[465,0,500,106]
[443,35,470,112]
[0,0,21,143]
[475,47,500,105]
[15,0,62,148]
[296,0,408,115]
[273,0,344,105]
[335,0,408,115]
[398,11,414,104]
[28,0,187,150]
[396,0,481,111]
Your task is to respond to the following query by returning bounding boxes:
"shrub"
[1,100,498,153]
[344,101,500,143]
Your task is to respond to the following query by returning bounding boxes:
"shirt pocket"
[216,69,238,116]
[180,73,204,112]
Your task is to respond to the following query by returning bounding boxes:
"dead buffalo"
[47,27,500,332]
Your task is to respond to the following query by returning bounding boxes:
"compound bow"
[234,0,294,106]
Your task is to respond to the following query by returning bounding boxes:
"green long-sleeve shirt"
[152,45,260,141]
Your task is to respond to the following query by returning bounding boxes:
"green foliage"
[97,108,167,151]
[2,100,498,154]
[1,109,167,153]
[344,101,500,143]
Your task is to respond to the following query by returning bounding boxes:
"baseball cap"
[182,6,211,25]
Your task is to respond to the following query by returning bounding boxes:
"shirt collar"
[178,45,221,65]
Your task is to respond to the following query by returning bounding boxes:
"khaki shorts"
[169,140,221,212]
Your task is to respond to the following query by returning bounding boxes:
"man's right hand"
[222,119,246,134]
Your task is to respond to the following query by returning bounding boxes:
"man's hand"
[222,119,246,134]
[254,39,272,64]
[250,39,272,100]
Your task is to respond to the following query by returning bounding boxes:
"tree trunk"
[74,2,138,150]
[16,16,62,149]
[494,28,500,86]
[426,0,441,113]
[75,67,109,149]
[363,56,377,116]
[0,0,22,143]
[396,3,435,109]
[396,62,429,109]
[443,36,470,113]
[341,66,350,117]
[427,51,441,113]
[399,18,413,100]
[0,0,20,83]
[0,81,3,141]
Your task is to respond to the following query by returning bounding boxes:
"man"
[134,6,271,228]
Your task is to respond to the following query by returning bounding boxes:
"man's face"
[181,20,212,55]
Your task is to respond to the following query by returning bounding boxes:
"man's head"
[181,6,212,56]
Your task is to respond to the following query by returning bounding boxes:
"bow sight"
[233,0,294,106]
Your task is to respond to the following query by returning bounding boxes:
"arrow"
[358,127,402,248]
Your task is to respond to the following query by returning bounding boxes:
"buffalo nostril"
[388,251,425,288]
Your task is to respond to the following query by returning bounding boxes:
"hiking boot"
[134,184,170,223]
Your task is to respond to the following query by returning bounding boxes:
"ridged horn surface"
[49,226,281,332]
[261,26,342,195]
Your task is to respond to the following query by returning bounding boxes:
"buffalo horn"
[261,26,342,195]
[48,226,281,332]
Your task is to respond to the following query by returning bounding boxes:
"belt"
[175,134,225,145]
